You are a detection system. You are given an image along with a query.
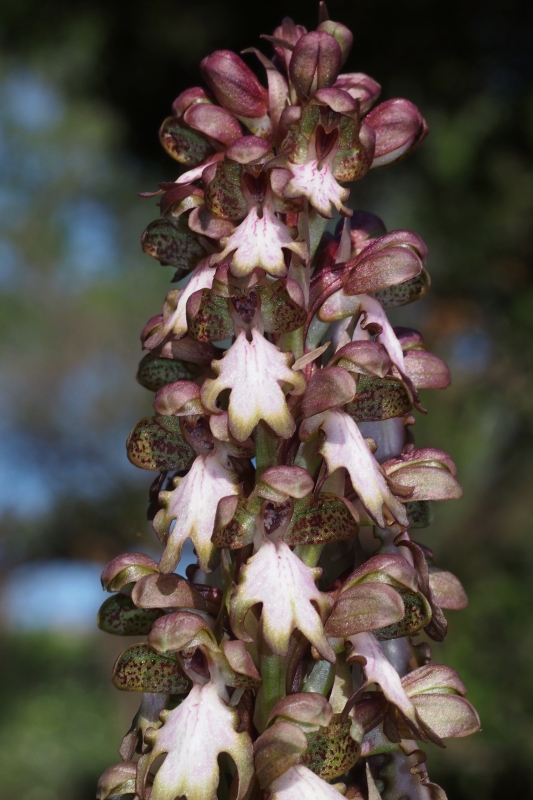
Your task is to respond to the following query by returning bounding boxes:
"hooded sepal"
[297,713,360,780]
[324,583,405,638]
[201,329,306,441]
[112,644,191,694]
[126,415,196,472]
[131,573,218,614]
[344,375,413,422]
[343,230,426,296]
[400,664,481,740]
[101,553,159,593]
[141,217,206,271]
[230,537,335,661]
[284,492,359,546]
[97,762,138,800]
[155,447,240,573]
[137,352,201,392]
[338,553,431,640]
[365,98,428,168]
[186,288,234,342]
[137,681,254,800]
[383,447,462,502]
[428,567,468,611]
[254,722,308,788]
[97,594,164,636]
[159,115,215,167]
[371,269,430,308]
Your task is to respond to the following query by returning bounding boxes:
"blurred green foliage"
[0,0,532,798]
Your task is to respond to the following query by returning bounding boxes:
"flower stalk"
[97,6,479,800]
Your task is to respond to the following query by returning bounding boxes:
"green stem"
[253,628,287,733]
[279,326,304,360]
[302,659,335,696]
[254,420,280,476]
[294,543,324,567]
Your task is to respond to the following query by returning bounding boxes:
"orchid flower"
[97,8,479,800]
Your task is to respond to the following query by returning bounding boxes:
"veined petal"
[213,205,307,278]
[318,410,408,528]
[201,329,306,441]
[231,537,335,662]
[284,160,350,218]
[143,682,253,800]
[270,765,344,800]
[156,447,240,573]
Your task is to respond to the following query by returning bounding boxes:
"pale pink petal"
[213,205,307,277]
[284,159,350,218]
[147,682,253,800]
[152,258,215,344]
[347,632,418,726]
[231,537,334,662]
[201,329,306,441]
[318,409,408,528]
[319,291,405,371]
[175,152,225,185]
[156,447,240,573]
[270,765,344,800]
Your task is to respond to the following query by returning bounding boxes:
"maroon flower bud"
[289,31,342,101]
[201,50,269,118]
[183,102,243,147]
[334,72,381,114]
[316,20,353,65]
[365,98,429,167]
[172,86,211,117]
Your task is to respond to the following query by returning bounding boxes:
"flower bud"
[316,20,353,65]
[172,86,210,117]
[101,552,159,592]
[201,50,269,118]
[365,98,429,168]
[289,31,342,101]
[333,73,381,114]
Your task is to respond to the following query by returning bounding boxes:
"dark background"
[1,1,532,798]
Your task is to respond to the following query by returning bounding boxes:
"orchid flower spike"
[97,7,479,800]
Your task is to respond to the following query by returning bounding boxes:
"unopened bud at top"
[316,20,353,65]
[201,50,269,118]
[289,31,342,101]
